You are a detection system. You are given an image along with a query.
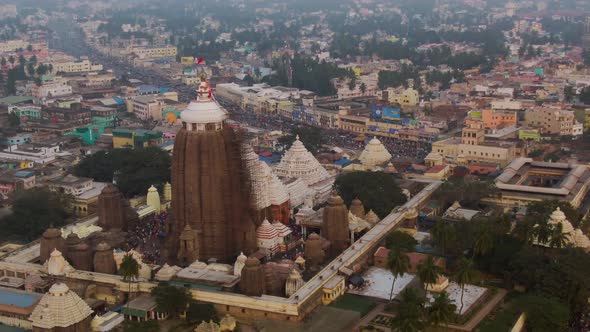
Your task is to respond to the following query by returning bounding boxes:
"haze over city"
[0,0,589,331]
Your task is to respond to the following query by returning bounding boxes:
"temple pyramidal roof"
[359,137,392,167]
[274,135,332,186]
[30,283,92,329]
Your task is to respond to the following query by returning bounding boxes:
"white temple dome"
[180,79,227,125]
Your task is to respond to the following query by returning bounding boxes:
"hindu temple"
[166,77,257,262]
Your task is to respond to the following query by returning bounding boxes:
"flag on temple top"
[195,57,204,65]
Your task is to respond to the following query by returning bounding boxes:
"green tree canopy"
[435,177,499,209]
[385,231,418,252]
[151,282,191,318]
[74,147,171,197]
[391,288,426,332]
[186,302,218,324]
[335,171,407,218]
[0,188,73,242]
[518,295,569,332]
[276,126,325,154]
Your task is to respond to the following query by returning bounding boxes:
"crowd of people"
[125,211,168,264]
[224,103,433,160]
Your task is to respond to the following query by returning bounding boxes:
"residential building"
[112,128,163,149]
[524,107,578,137]
[8,105,41,121]
[426,122,523,168]
[31,77,73,100]
[481,109,517,131]
[129,46,177,59]
[389,88,420,107]
[0,143,59,164]
[0,39,28,53]
[49,58,103,73]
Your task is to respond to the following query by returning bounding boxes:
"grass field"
[330,294,377,317]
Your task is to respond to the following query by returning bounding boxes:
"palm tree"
[534,220,552,245]
[417,256,442,291]
[360,82,367,94]
[1,57,6,67]
[391,288,426,332]
[549,223,569,249]
[431,219,455,255]
[514,220,536,244]
[473,222,494,258]
[428,292,456,328]
[454,257,475,314]
[119,254,140,305]
[387,248,410,301]
[8,55,14,65]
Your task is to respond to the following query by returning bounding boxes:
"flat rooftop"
[0,287,42,307]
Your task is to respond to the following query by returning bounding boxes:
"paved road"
[47,17,195,102]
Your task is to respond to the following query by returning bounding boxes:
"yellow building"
[180,56,195,66]
[49,59,103,73]
[426,123,523,168]
[390,88,419,107]
[130,46,177,59]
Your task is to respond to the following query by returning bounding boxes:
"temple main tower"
[166,77,256,262]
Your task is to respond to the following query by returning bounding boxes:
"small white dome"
[180,100,227,124]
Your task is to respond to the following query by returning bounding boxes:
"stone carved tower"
[97,184,125,231]
[40,228,63,263]
[177,224,199,266]
[167,77,256,262]
[239,257,265,296]
[322,194,350,256]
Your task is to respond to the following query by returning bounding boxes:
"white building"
[49,59,103,73]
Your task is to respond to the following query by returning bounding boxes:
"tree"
[473,222,494,257]
[387,248,410,301]
[26,63,35,78]
[385,231,417,252]
[431,219,455,255]
[18,54,25,66]
[186,302,218,324]
[276,126,325,154]
[8,55,14,65]
[417,256,442,291]
[454,257,475,314]
[74,147,171,197]
[0,188,73,242]
[564,85,575,102]
[122,320,159,332]
[151,282,191,318]
[8,112,19,127]
[548,223,569,249]
[347,77,356,91]
[26,44,32,52]
[360,82,367,94]
[517,295,569,332]
[391,288,426,332]
[435,177,499,209]
[428,292,456,328]
[335,171,407,218]
[120,254,140,305]
[1,57,6,67]
[580,87,590,105]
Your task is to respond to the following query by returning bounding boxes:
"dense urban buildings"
[1,1,590,331]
